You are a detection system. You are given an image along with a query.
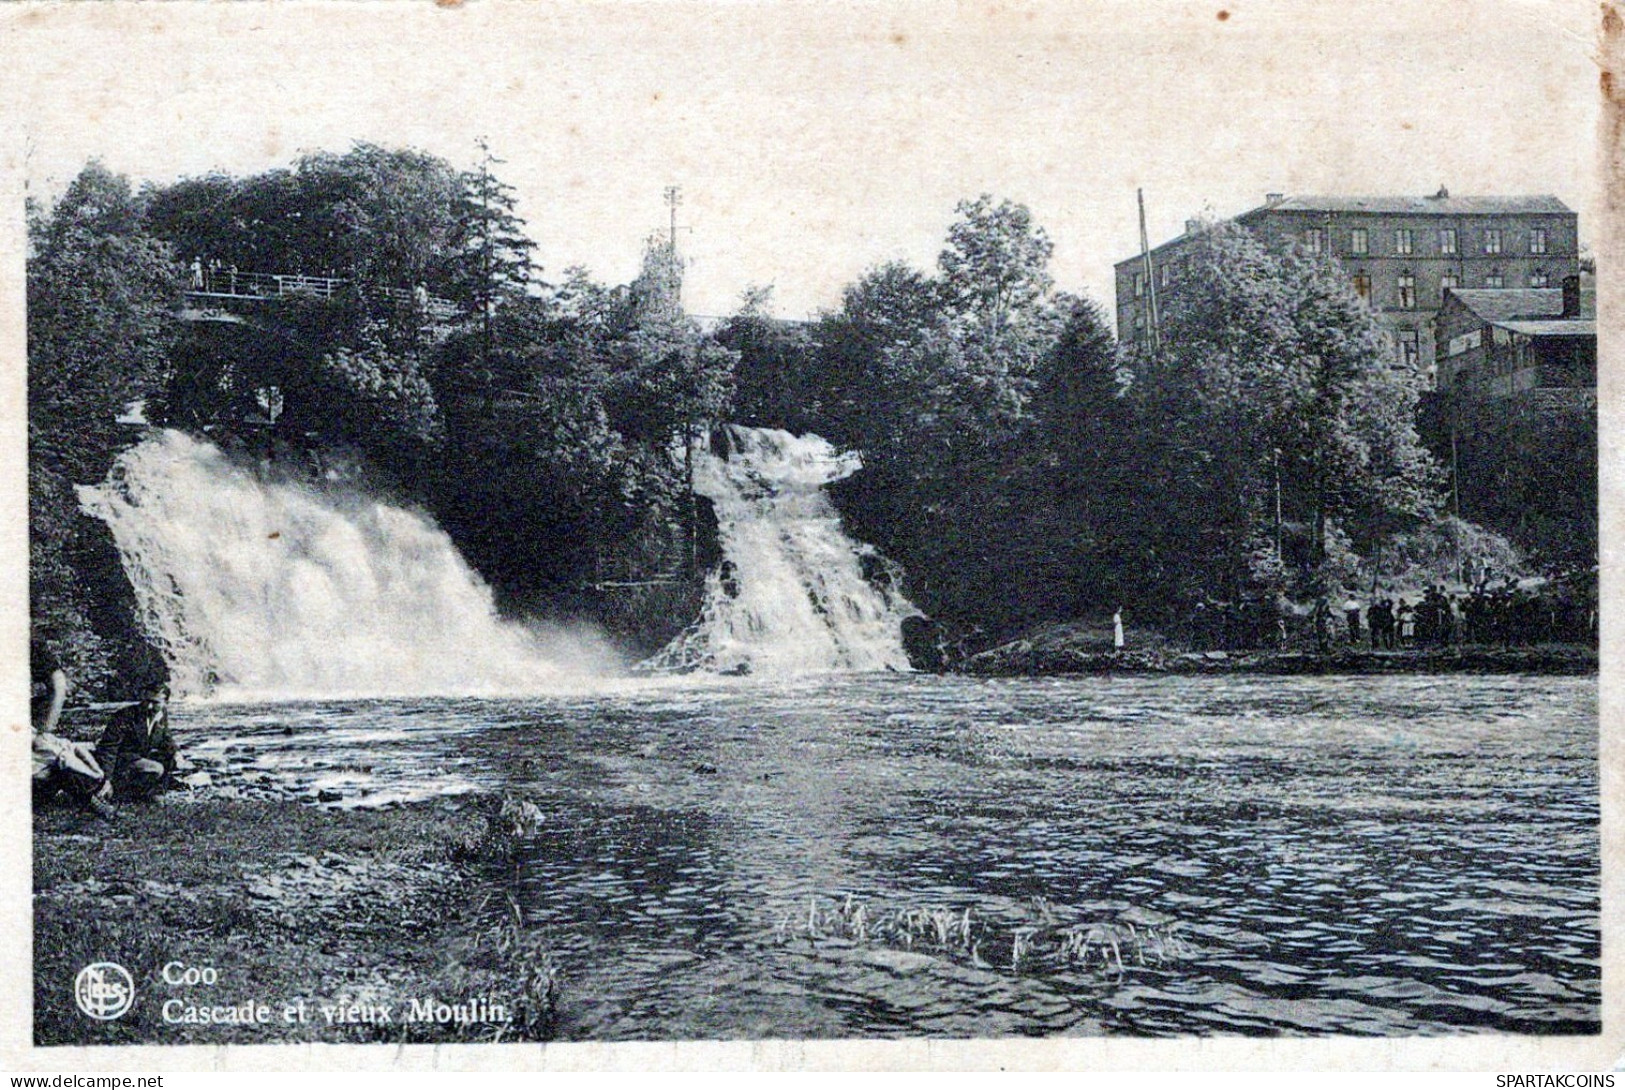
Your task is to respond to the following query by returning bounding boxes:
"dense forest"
[33,143,1574,695]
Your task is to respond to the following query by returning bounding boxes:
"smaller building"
[1428,275,1597,566]
[1435,276,1595,409]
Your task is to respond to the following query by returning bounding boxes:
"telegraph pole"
[665,185,681,250]
[1138,188,1162,352]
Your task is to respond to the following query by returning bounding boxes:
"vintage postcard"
[1,0,1617,1072]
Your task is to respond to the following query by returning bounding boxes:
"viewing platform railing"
[184,268,459,320]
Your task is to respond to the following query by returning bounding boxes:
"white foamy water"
[79,429,617,700]
[647,426,919,675]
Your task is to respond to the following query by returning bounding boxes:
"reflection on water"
[174,673,1599,1038]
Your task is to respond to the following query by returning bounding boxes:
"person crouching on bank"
[97,682,178,802]
[31,640,115,820]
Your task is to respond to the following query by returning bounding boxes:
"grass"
[772,893,1193,976]
[34,790,561,1046]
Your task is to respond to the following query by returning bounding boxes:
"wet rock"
[856,947,940,973]
[901,616,949,672]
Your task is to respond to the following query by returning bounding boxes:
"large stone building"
[1114,191,1580,384]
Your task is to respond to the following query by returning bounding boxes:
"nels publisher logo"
[74,962,135,1021]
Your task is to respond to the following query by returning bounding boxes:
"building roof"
[1496,319,1596,338]
[1247,194,1573,217]
[1443,288,1568,324]
[1114,192,1577,274]
[1445,283,1595,336]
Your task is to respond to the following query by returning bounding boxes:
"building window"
[1352,272,1372,300]
[1304,228,1325,254]
[1530,227,1548,255]
[1398,329,1420,368]
[1484,229,1502,254]
[1350,228,1368,255]
[1134,272,1145,298]
[1441,273,1460,292]
[1160,263,1172,288]
[1133,314,1146,341]
[1394,228,1414,255]
[1440,228,1458,255]
[1485,269,1504,288]
[1530,270,1549,288]
[1397,271,1416,309]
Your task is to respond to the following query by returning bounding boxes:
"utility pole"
[661,185,686,318]
[665,185,681,250]
[1138,188,1162,352]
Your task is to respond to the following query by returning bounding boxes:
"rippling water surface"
[174,673,1599,1038]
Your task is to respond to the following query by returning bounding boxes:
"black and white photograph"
[6,0,1614,1069]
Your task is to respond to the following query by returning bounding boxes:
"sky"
[4,0,1603,324]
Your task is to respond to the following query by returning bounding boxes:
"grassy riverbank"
[962,622,1598,677]
[33,791,557,1046]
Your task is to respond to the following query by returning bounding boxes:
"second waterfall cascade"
[646,426,920,675]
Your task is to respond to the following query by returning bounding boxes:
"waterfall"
[78,429,616,700]
[646,426,920,675]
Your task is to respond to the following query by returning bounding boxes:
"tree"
[29,162,184,693]
[803,261,940,451]
[836,260,940,338]
[444,140,537,334]
[719,285,821,432]
[294,144,465,288]
[938,194,1055,342]
[307,324,444,465]
[29,163,183,483]
[795,199,1088,636]
[144,144,465,291]
[1032,297,1135,613]
[1123,220,1443,608]
[630,233,682,326]
[420,251,734,631]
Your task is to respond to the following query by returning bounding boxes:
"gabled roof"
[1443,288,1567,324]
[1247,195,1573,217]
[1498,319,1595,338]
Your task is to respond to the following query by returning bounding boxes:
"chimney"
[1562,275,1581,318]
[1431,186,1450,200]
[1265,193,1284,206]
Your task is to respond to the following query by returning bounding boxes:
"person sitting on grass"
[96,681,178,803]
[31,640,115,820]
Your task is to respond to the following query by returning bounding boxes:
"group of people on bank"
[1186,574,1597,654]
[1338,577,1597,650]
[31,642,181,820]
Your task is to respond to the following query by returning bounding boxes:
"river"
[172,671,1598,1039]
